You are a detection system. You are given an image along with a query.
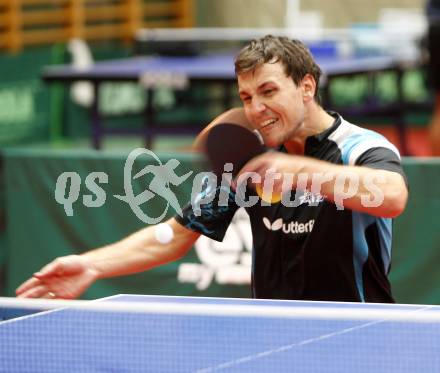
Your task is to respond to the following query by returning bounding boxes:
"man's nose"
[251,98,266,113]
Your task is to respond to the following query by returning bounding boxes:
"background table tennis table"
[42,47,418,153]
[1,294,439,372]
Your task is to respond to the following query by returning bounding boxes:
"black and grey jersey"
[176,113,406,303]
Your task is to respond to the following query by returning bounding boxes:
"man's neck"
[284,105,335,155]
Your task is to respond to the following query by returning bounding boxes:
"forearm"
[82,218,200,279]
[296,157,408,217]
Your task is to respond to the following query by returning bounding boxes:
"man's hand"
[238,152,300,195]
[15,255,98,299]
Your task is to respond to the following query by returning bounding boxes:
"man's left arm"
[239,151,408,218]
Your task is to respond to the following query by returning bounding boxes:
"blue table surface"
[42,51,416,81]
[1,295,439,373]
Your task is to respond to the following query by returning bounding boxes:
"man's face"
[237,62,307,148]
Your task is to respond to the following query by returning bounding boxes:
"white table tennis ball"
[154,223,174,244]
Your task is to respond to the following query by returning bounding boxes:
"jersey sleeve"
[340,129,407,184]
[355,147,407,182]
[175,182,240,242]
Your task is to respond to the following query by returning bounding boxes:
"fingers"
[237,156,273,189]
[238,153,271,177]
[16,276,63,299]
[15,255,91,300]
[25,256,77,282]
[35,259,65,279]
[238,154,297,200]
[15,276,41,296]
[42,291,57,299]
[16,283,53,299]
[15,259,65,298]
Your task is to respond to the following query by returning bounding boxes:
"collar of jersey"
[312,111,342,142]
[276,111,342,155]
[303,111,342,154]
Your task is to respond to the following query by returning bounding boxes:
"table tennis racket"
[203,122,266,178]
[204,122,284,204]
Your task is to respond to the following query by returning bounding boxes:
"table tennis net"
[1,297,440,373]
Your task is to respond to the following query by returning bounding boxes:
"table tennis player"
[16,35,408,303]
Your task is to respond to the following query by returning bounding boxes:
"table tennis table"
[42,48,418,153]
[1,294,440,372]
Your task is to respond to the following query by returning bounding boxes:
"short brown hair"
[234,35,322,101]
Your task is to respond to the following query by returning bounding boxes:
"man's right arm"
[16,107,248,300]
[15,218,200,299]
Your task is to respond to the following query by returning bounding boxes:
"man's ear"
[301,74,317,103]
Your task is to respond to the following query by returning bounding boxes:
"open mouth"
[260,118,278,132]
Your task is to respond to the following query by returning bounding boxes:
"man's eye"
[263,89,274,95]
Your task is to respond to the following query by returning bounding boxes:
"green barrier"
[390,159,440,304]
[2,148,440,303]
